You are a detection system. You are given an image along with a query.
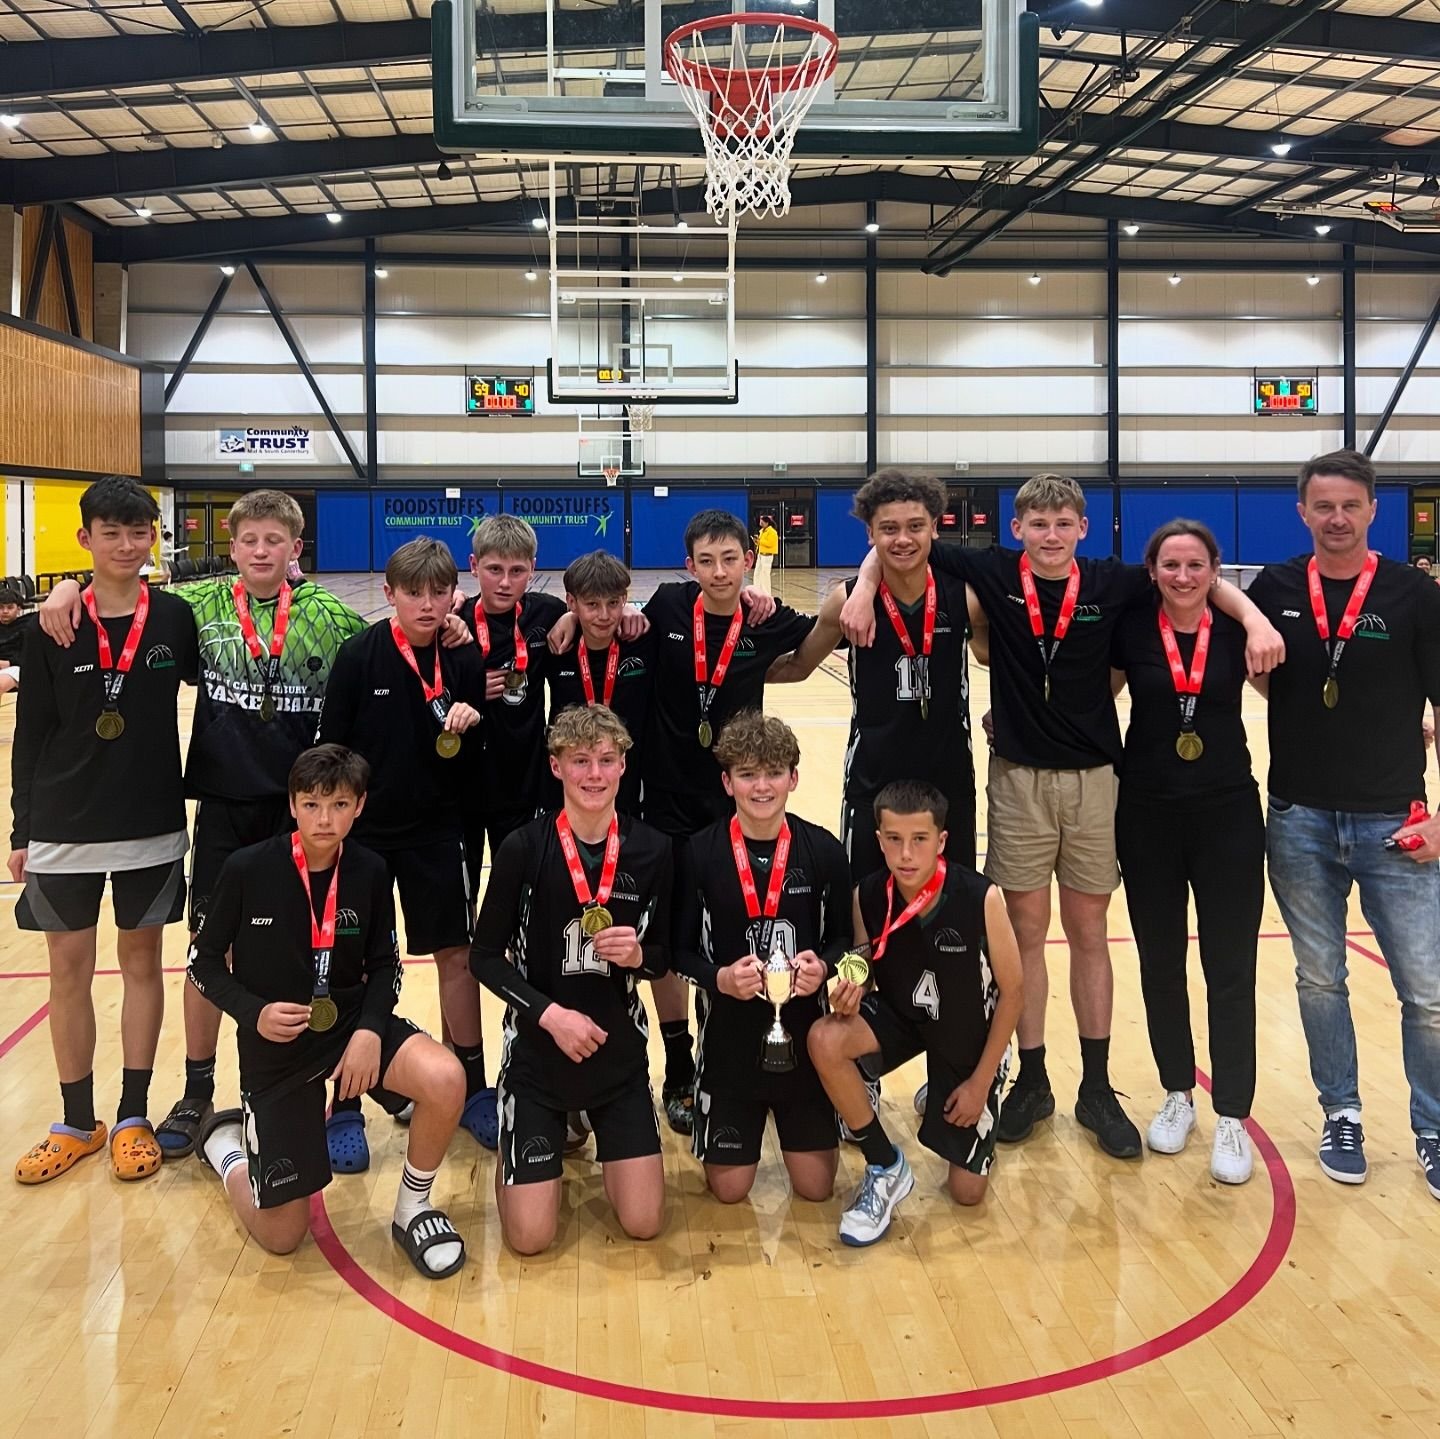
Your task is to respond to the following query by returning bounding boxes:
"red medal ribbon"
[1018,554,1081,692]
[474,601,528,673]
[1157,605,1212,732]
[555,811,621,912]
[693,594,744,724]
[729,815,791,953]
[82,579,150,708]
[872,858,948,964]
[877,569,936,661]
[1307,551,1378,680]
[579,640,620,708]
[389,616,446,704]
[233,579,292,694]
[291,831,341,996]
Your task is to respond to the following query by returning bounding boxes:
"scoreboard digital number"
[467,374,535,416]
[1254,375,1318,415]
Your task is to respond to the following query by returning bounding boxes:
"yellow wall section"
[29,480,163,575]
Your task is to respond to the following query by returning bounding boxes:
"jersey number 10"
[562,918,611,977]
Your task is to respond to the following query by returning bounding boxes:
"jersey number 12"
[562,918,611,977]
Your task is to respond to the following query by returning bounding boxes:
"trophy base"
[760,1037,796,1074]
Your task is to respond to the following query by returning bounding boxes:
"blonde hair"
[228,489,305,539]
[547,703,633,758]
[1014,472,1087,520]
[472,514,538,563]
[714,711,800,772]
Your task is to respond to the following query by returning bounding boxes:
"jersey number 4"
[562,918,611,977]
[912,969,940,1021]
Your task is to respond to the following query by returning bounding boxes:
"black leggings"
[1115,787,1263,1119]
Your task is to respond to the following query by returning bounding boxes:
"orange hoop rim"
[663,12,840,95]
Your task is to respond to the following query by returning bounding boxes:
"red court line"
[0,958,441,981]
[1345,937,1390,970]
[310,1067,1296,1420]
[0,1002,49,1059]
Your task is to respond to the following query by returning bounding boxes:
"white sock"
[204,1118,244,1177]
[394,1161,462,1274]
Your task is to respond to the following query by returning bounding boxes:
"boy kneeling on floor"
[187,743,468,1278]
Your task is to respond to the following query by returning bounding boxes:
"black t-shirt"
[857,863,996,1075]
[642,581,815,812]
[11,588,199,848]
[187,836,400,1097]
[1248,554,1440,811]
[671,815,852,1100]
[546,631,656,815]
[470,813,673,1110]
[461,591,568,815]
[0,612,35,666]
[842,568,973,806]
[930,545,1151,770]
[317,619,487,848]
[1112,599,1255,805]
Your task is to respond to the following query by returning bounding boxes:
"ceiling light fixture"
[133,205,151,218]
[373,267,388,278]
[248,121,270,138]
[815,271,828,283]
[1421,174,1440,196]
[1028,271,1042,285]
[1270,140,1292,156]
[1122,221,1140,236]
[672,272,684,282]
[325,211,342,224]
[1306,274,1321,286]
[531,215,547,229]
[0,114,20,128]
[1168,272,1182,286]
[865,220,880,233]
[524,269,538,281]
[676,219,689,230]
[1314,222,1332,235]
[436,161,453,181]
[219,264,236,276]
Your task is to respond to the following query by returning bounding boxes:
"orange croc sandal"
[110,1116,163,1181]
[15,1121,108,1185]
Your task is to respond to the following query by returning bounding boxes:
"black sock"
[61,1074,96,1132]
[184,1054,216,1107]
[456,1043,487,1098]
[332,1094,362,1115]
[1016,1044,1049,1091]
[1079,1035,1111,1094]
[117,1067,152,1125]
[660,1021,694,1091]
[851,1115,898,1170]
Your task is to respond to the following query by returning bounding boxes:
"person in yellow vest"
[753,515,779,595]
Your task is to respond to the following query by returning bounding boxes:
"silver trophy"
[760,933,797,1073]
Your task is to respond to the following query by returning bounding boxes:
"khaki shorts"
[984,756,1119,895]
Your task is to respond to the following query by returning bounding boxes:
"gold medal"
[504,669,528,693]
[1175,732,1204,762]
[919,695,929,722]
[1044,674,1051,703]
[308,996,338,1032]
[836,952,870,986]
[580,904,613,936]
[95,710,125,741]
[435,731,462,760]
[1323,677,1340,709]
[260,694,276,722]
[697,720,713,749]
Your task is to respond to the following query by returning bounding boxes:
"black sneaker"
[997,1082,1055,1143]
[663,1083,695,1136]
[1075,1086,1142,1159]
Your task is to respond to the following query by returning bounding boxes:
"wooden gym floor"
[2,566,1437,1439]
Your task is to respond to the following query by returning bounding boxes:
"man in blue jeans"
[1248,449,1440,1197]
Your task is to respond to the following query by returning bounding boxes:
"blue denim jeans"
[1266,797,1440,1135]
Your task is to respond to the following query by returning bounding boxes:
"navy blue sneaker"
[1417,1134,1440,1200]
[1319,1109,1367,1184]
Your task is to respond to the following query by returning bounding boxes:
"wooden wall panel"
[0,326,140,477]
[21,210,93,341]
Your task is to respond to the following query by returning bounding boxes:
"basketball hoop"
[626,402,655,432]
[602,464,621,487]
[664,13,840,221]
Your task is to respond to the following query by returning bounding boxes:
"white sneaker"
[1146,1091,1197,1154]
[1210,1116,1253,1185]
[914,1083,928,1115]
[839,1151,914,1247]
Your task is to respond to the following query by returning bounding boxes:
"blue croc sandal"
[326,1109,370,1173]
[460,1088,498,1150]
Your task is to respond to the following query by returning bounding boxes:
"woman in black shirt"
[1111,520,1263,1186]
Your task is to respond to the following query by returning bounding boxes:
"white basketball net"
[665,15,840,222]
[626,402,655,431]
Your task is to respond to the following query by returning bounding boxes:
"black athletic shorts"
[190,796,293,929]
[240,1013,424,1208]
[842,794,977,889]
[463,808,533,893]
[498,1069,660,1185]
[375,837,473,955]
[17,858,187,933]
[692,1077,838,1166]
[857,992,1004,1176]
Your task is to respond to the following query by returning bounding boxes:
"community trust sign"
[217,426,315,461]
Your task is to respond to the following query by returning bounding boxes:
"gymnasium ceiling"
[3,0,1440,266]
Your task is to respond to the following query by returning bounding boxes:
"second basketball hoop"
[664,12,840,221]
